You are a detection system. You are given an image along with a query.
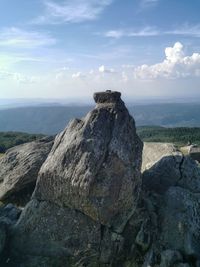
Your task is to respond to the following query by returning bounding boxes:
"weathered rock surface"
[0,203,21,264]
[1,94,200,267]
[10,199,127,266]
[160,186,200,257]
[140,143,200,267]
[0,136,54,204]
[34,90,143,229]
[189,145,200,162]
[143,152,200,194]
[9,91,143,266]
[142,142,178,172]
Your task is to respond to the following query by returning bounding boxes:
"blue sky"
[0,0,200,100]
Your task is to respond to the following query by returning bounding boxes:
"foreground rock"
[189,145,200,162]
[140,143,200,267]
[0,203,21,264]
[0,136,54,205]
[2,94,200,267]
[142,142,179,172]
[142,142,200,193]
[10,91,143,266]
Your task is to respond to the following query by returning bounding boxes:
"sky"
[0,0,200,101]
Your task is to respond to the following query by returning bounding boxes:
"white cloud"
[33,0,113,24]
[0,27,56,48]
[103,24,200,39]
[104,27,159,38]
[99,65,116,73]
[166,24,200,38]
[0,69,39,84]
[134,42,200,80]
[72,71,85,78]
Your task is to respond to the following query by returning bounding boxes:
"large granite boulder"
[6,97,200,267]
[9,91,143,266]
[34,90,143,230]
[143,153,200,194]
[139,143,200,267]
[142,142,178,172]
[0,137,54,204]
[160,186,200,257]
[0,203,22,265]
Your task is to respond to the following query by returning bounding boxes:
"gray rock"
[0,223,6,255]
[142,142,179,172]
[178,156,200,193]
[10,199,124,266]
[34,91,143,230]
[142,155,182,194]
[10,91,143,266]
[94,90,121,104]
[189,145,200,162]
[0,204,21,222]
[160,186,200,258]
[160,250,183,267]
[135,220,151,251]
[143,154,200,194]
[0,136,54,204]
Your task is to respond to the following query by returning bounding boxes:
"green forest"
[0,126,200,154]
[0,132,44,153]
[137,126,200,146]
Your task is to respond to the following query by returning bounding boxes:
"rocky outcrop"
[142,142,178,172]
[1,92,200,267]
[0,136,54,204]
[33,91,143,229]
[0,203,21,264]
[9,91,143,266]
[189,145,200,162]
[140,142,200,267]
[142,143,200,194]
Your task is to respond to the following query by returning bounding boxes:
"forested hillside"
[137,126,200,146]
[1,126,200,154]
[0,132,44,153]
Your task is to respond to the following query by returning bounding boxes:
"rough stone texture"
[0,203,22,265]
[93,90,121,104]
[142,142,179,172]
[143,154,200,194]
[10,199,126,266]
[102,141,199,267]
[10,199,102,266]
[0,136,54,203]
[160,250,183,267]
[8,91,143,266]
[0,224,6,256]
[160,187,200,258]
[3,97,200,267]
[189,145,200,162]
[0,204,21,223]
[33,91,143,230]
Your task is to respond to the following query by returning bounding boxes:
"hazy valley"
[0,102,200,135]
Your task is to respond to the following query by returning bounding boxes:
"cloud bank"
[134,42,200,79]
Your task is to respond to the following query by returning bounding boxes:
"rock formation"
[142,142,178,172]
[0,91,200,267]
[9,90,143,266]
[0,136,54,205]
[140,142,200,267]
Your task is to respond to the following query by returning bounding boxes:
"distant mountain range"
[0,103,200,134]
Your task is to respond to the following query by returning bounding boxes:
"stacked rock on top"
[33,90,143,231]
